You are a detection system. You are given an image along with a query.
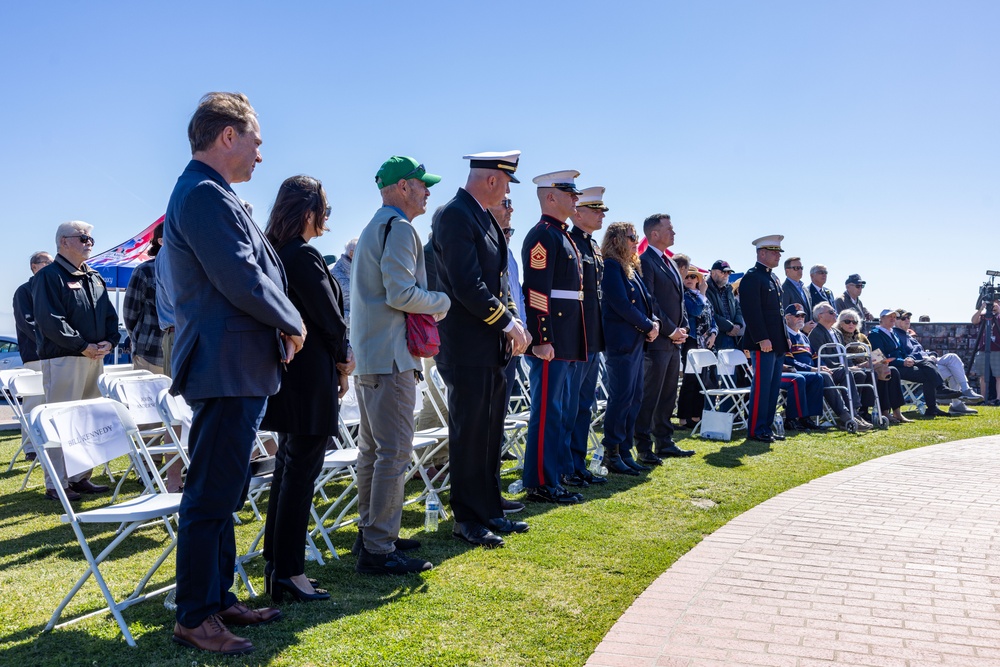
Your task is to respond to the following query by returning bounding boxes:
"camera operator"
[971,298,1000,405]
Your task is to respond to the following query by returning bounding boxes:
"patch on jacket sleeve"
[527,289,549,314]
[529,242,547,270]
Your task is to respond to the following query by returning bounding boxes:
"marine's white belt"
[550,290,584,301]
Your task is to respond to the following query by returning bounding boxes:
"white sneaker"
[949,402,978,415]
[961,388,985,405]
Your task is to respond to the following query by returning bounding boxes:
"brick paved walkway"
[586,436,1000,667]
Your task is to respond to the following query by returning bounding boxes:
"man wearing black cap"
[740,235,789,443]
[434,150,531,548]
[835,275,874,321]
[706,259,744,352]
[520,170,588,503]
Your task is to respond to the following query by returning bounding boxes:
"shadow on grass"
[702,437,773,468]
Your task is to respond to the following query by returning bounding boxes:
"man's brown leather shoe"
[172,615,254,655]
[217,601,282,627]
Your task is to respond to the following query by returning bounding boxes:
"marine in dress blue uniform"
[739,235,790,443]
[563,187,607,487]
[521,170,587,504]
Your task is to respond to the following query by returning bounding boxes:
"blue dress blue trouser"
[602,345,645,452]
[176,396,266,628]
[780,372,825,418]
[522,357,574,488]
[748,351,782,437]
[564,352,599,474]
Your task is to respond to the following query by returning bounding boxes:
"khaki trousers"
[39,355,103,490]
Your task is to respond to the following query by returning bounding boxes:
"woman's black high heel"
[264,562,317,595]
[271,574,331,603]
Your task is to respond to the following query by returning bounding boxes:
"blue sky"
[1,1,997,335]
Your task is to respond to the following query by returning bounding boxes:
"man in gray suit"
[165,92,303,655]
[351,156,450,574]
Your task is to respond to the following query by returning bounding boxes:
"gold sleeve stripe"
[484,303,507,325]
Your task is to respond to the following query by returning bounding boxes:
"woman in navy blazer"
[600,223,660,475]
[260,175,352,603]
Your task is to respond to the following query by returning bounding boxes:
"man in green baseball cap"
[375,156,442,189]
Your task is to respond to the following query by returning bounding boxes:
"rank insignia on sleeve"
[529,242,547,270]
[527,289,549,314]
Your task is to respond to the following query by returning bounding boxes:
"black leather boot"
[604,443,639,476]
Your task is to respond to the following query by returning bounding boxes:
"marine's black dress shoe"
[637,452,663,466]
[749,433,775,443]
[486,517,530,534]
[525,485,581,504]
[501,498,525,514]
[656,443,695,458]
[577,469,607,484]
[351,529,421,556]
[561,472,589,487]
[452,521,505,548]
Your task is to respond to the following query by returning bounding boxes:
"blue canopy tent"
[89,215,162,290]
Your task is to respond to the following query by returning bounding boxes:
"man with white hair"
[807,265,837,312]
[32,221,119,500]
[330,238,358,325]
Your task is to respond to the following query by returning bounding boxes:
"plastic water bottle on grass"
[507,479,524,495]
[425,492,440,532]
[589,450,607,476]
[773,413,785,439]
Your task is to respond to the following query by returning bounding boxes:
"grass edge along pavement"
[1,408,998,667]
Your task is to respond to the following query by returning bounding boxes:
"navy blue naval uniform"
[564,224,605,477]
[521,214,586,490]
[740,261,790,438]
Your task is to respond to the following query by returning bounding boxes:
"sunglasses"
[788,266,804,271]
[324,205,332,218]
[626,234,638,242]
[400,163,425,181]
[502,227,515,237]
[842,319,858,325]
[66,234,95,245]
[815,270,828,274]
[501,199,513,210]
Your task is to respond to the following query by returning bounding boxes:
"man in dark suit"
[780,256,815,334]
[634,214,693,464]
[807,265,837,313]
[741,235,790,443]
[434,150,531,549]
[164,92,303,655]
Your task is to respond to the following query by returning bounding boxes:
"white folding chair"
[3,368,39,472]
[97,369,152,399]
[900,379,926,413]
[406,377,450,516]
[309,447,361,560]
[10,371,45,489]
[687,349,750,438]
[108,375,177,498]
[28,398,182,646]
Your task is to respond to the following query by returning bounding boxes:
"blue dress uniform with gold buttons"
[434,185,519,529]
[521,213,587,492]
[564,221,605,480]
[740,237,791,440]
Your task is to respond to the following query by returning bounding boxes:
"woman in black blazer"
[600,223,660,475]
[261,175,352,602]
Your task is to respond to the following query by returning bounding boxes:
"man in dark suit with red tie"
[634,214,693,466]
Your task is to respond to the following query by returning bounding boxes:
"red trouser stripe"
[791,378,802,415]
[750,351,761,431]
[537,360,549,485]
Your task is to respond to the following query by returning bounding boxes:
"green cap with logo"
[375,156,441,189]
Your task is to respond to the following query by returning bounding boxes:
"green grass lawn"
[1,408,998,666]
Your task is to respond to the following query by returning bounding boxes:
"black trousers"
[897,360,942,407]
[437,362,506,526]
[877,366,905,410]
[263,432,327,578]
[176,396,265,629]
[635,346,681,453]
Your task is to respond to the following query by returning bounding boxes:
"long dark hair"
[265,175,327,250]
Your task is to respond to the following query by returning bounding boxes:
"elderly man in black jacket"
[705,260,744,351]
[32,221,119,500]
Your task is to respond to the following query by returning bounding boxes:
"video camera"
[977,270,1000,311]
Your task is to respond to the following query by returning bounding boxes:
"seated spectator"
[835,309,911,424]
[835,274,874,321]
[780,305,826,430]
[329,238,357,326]
[867,309,961,418]
[784,305,868,431]
[893,308,982,415]
[809,302,877,426]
